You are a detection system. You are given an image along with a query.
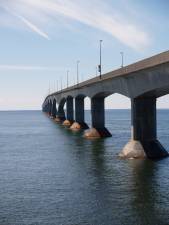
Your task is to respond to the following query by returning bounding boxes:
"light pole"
[120,52,124,68]
[96,66,98,77]
[57,80,58,92]
[99,40,103,79]
[77,60,80,85]
[48,82,51,95]
[60,76,62,91]
[53,82,55,92]
[67,70,69,88]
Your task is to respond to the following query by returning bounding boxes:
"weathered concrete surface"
[70,122,81,130]
[63,120,73,127]
[119,140,146,159]
[84,128,101,138]
[84,127,112,138]
[70,122,88,130]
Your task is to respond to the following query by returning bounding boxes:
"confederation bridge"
[42,51,169,159]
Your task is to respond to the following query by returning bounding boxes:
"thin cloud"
[15,14,50,40]
[2,5,50,40]
[0,0,150,50]
[25,0,150,50]
[0,65,64,71]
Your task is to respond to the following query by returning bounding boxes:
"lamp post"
[48,82,51,95]
[57,80,58,92]
[99,40,103,79]
[77,60,80,85]
[120,52,124,68]
[96,66,98,77]
[67,70,69,88]
[60,76,62,91]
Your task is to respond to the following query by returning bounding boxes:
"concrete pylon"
[43,104,47,113]
[51,99,57,119]
[49,101,52,117]
[47,102,50,115]
[84,97,112,138]
[63,97,74,126]
[70,97,88,130]
[57,104,66,122]
[120,97,168,159]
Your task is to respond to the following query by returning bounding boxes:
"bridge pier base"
[63,97,74,127]
[84,97,112,138]
[120,97,168,159]
[70,97,88,130]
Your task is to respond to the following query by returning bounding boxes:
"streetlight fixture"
[77,60,80,85]
[67,70,69,88]
[98,40,103,79]
[120,52,124,68]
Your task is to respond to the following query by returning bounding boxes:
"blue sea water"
[0,110,168,225]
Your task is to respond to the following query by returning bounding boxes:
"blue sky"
[0,0,168,109]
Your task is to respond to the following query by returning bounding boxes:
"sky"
[0,0,169,110]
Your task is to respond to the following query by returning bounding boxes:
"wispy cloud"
[13,13,50,40]
[0,65,64,71]
[2,5,50,40]
[0,0,150,50]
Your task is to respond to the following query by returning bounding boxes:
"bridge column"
[42,104,46,113]
[49,101,52,117]
[70,97,88,130]
[63,97,74,126]
[120,97,168,159]
[57,105,66,122]
[51,100,57,118]
[84,97,111,138]
[44,105,48,113]
[47,102,50,115]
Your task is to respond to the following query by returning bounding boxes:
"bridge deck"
[48,50,169,98]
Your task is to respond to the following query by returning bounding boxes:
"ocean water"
[0,110,168,225]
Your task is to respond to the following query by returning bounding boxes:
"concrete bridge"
[42,50,169,159]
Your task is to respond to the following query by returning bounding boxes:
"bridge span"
[42,50,169,159]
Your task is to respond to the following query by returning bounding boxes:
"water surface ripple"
[0,110,168,225]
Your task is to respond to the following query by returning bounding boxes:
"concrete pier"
[120,98,168,159]
[84,97,112,138]
[70,97,88,130]
[43,103,49,114]
[57,104,66,122]
[63,97,74,126]
[49,101,52,116]
[66,97,74,122]
[51,99,57,118]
